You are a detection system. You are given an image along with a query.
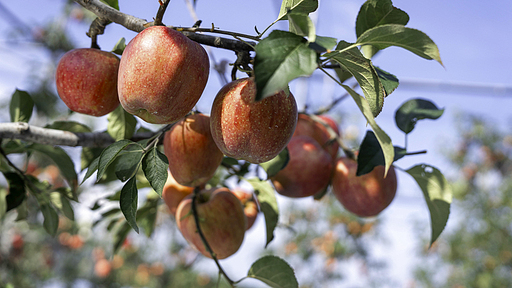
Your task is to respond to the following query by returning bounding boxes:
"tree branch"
[73,0,255,51]
[0,122,154,148]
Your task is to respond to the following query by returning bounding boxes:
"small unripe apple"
[293,114,340,160]
[163,113,224,187]
[176,187,246,259]
[331,157,397,217]
[55,48,120,116]
[232,188,259,230]
[271,136,334,198]
[118,26,209,124]
[210,77,297,163]
[162,170,194,216]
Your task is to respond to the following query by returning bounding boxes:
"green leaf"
[112,221,131,253]
[357,130,385,176]
[141,147,168,197]
[287,14,315,42]
[9,89,34,123]
[100,0,119,10]
[120,176,139,233]
[82,156,99,184]
[395,98,444,134]
[254,30,319,101]
[325,41,385,117]
[97,139,134,182]
[107,105,137,141]
[406,164,452,246]
[45,121,92,133]
[311,36,337,52]
[40,204,59,236]
[247,178,279,247]
[375,66,399,95]
[247,255,299,288]
[50,192,75,221]
[356,24,443,65]
[355,0,409,38]
[277,0,318,21]
[3,172,26,212]
[115,148,144,182]
[1,140,26,155]
[0,188,7,218]
[341,85,394,175]
[81,147,103,171]
[136,197,159,237]
[260,148,290,178]
[111,37,126,55]
[28,144,78,192]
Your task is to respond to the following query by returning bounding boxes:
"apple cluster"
[55,25,397,259]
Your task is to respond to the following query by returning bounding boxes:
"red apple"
[293,114,340,160]
[210,77,297,163]
[118,26,209,124]
[162,170,194,216]
[271,136,334,198]
[55,48,120,116]
[331,157,397,217]
[163,113,224,187]
[176,187,246,259]
[232,188,259,230]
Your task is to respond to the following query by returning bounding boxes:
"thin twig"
[154,0,171,26]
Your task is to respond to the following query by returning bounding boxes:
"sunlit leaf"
[247,255,299,288]
[355,0,409,38]
[10,89,34,123]
[325,41,385,117]
[277,0,318,21]
[356,24,443,65]
[260,148,289,178]
[107,105,137,141]
[111,37,126,55]
[406,164,452,246]
[50,192,75,221]
[254,30,318,101]
[247,178,279,247]
[287,14,315,42]
[340,85,394,175]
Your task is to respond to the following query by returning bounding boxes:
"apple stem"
[86,17,110,49]
[191,187,236,287]
[154,0,171,26]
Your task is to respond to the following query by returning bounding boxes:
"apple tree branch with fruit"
[0,0,452,286]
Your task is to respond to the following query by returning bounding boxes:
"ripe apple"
[55,48,120,116]
[331,157,397,217]
[232,188,259,230]
[271,136,334,198]
[210,77,298,163]
[176,187,246,259]
[163,113,224,187]
[161,170,194,216]
[118,26,209,124]
[293,114,340,160]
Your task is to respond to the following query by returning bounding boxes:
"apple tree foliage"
[0,0,452,286]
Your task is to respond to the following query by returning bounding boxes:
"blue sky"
[1,0,512,286]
